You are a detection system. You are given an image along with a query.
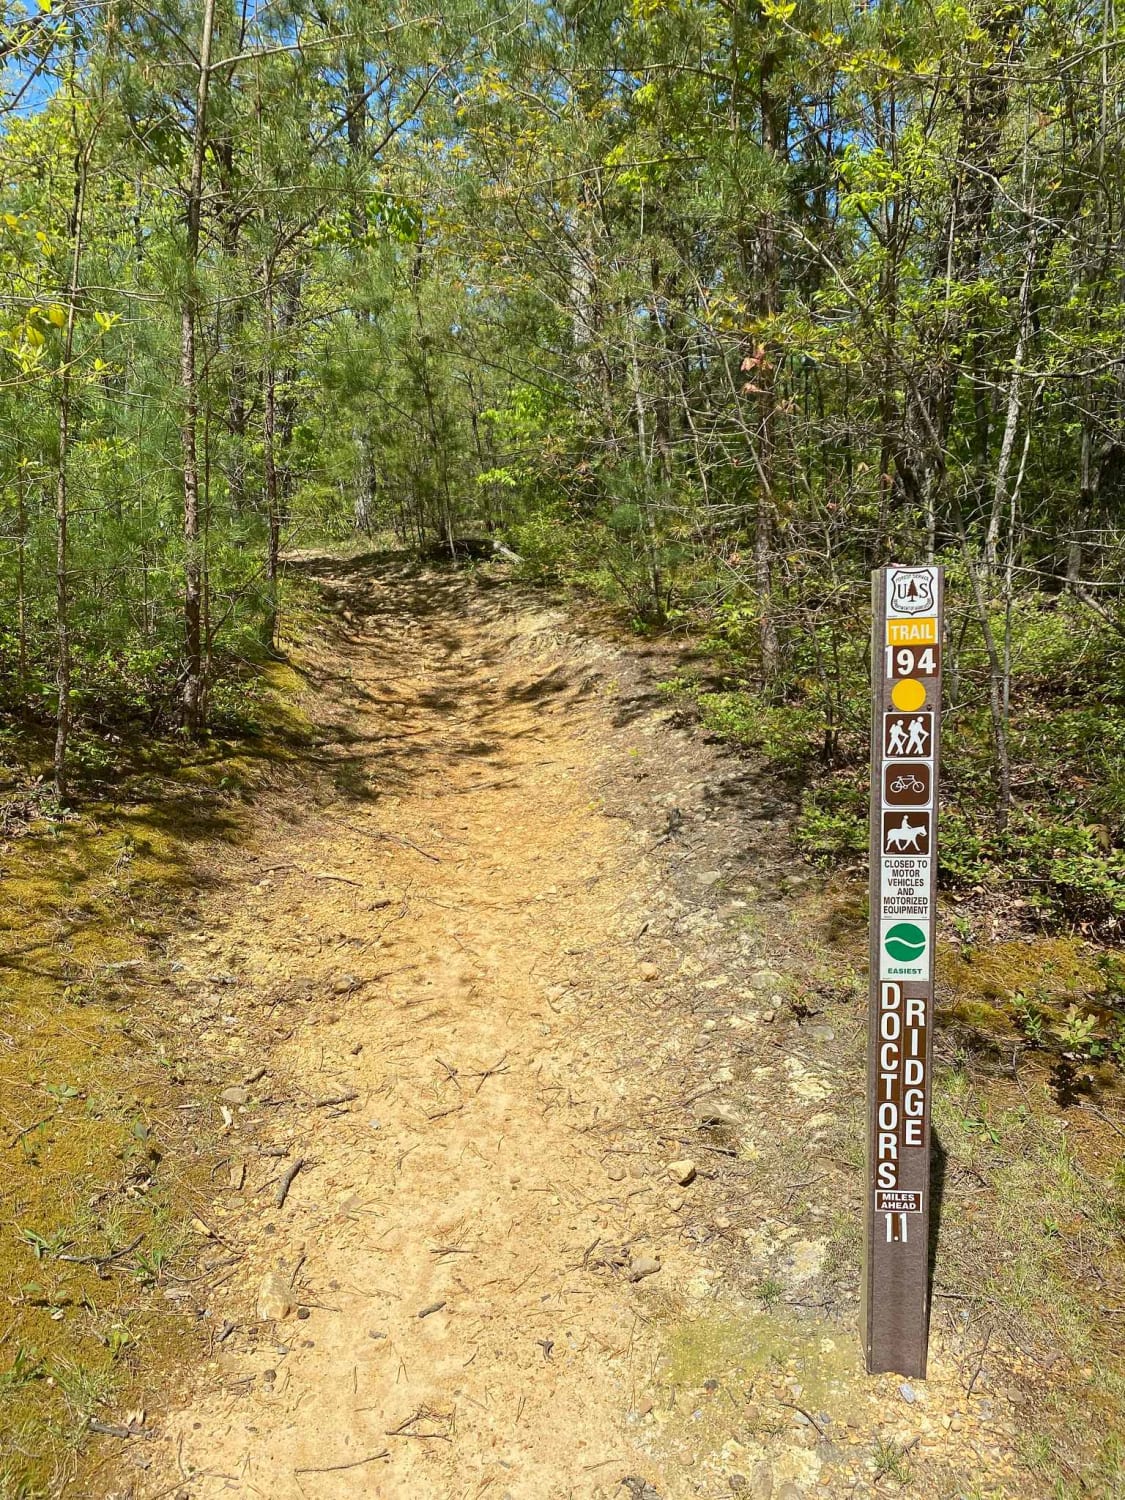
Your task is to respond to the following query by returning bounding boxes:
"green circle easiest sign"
[884,922,927,963]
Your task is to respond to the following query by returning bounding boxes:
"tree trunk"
[1067,393,1096,590]
[16,463,28,711]
[628,331,664,624]
[953,498,1012,830]
[179,0,217,732]
[986,232,1035,571]
[262,259,281,645]
[54,82,91,802]
[410,244,455,554]
[754,29,785,685]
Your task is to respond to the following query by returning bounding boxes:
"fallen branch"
[313,1090,358,1107]
[1074,583,1125,639]
[275,1157,306,1208]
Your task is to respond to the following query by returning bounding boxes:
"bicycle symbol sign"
[883,760,932,808]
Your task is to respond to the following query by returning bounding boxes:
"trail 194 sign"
[862,565,943,1378]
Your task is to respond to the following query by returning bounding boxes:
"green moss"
[941,997,1016,1034]
[939,936,1099,1010]
[660,1307,860,1409]
[0,657,310,1495]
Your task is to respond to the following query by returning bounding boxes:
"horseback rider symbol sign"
[882,810,931,855]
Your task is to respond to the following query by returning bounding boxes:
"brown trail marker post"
[862,564,943,1377]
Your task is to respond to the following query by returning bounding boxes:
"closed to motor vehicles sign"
[862,565,943,1378]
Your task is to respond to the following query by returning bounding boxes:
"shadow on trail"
[281,550,599,811]
[281,550,795,876]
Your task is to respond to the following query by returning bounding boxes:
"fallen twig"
[386,1406,454,1440]
[468,1053,509,1094]
[778,1399,825,1437]
[89,1418,151,1440]
[58,1235,143,1267]
[294,1452,389,1474]
[435,1057,461,1090]
[426,1104,463,1121]
[357,828,441,862]
[7,1114,55,1149]
[965,1327,992,1395]
[1078,1101,1125,1141]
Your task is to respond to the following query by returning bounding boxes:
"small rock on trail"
[256,1272,294,1322]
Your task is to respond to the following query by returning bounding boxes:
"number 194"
[887,646,938,677]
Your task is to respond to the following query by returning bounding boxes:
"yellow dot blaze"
[891,678,927,712]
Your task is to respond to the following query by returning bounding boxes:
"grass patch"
[872,1435,914,1485]
[930,1067,1125,1488]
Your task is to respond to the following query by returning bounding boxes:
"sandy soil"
[109,555,1040,1500]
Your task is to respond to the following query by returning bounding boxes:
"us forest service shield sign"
[888,568,936,615]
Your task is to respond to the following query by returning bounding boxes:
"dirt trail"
[128,555,1033,1500]
[148,557,707,1498]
